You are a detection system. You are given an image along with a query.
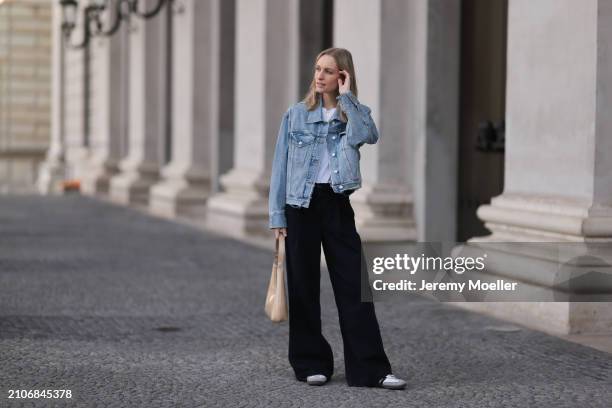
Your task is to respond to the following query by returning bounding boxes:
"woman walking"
[268,48,406,390]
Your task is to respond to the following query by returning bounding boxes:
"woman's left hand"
[338,70,350,95]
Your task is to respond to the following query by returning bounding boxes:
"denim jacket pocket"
[289,130,316,145]
[289,130,316,164]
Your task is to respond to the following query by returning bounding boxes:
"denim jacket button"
[334,170,338,174]
[298,141,303,145]
[332,136,336,140]
[339,185,343,189]
[332,152,336,157]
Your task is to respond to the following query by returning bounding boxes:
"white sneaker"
[379,374,407,390]
[306,374,328,385]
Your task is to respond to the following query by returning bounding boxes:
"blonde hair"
[302,48,358,122]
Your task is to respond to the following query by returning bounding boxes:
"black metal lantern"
[60,0,78,32]
[59,0,172,49]
[128,0,169,18]
[59,0,99,49]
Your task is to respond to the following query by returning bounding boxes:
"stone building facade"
[0,0,51,193]
[38,0,612,335]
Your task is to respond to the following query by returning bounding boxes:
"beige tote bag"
[265,234,288,322]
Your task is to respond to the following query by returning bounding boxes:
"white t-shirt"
[315,107,336,183]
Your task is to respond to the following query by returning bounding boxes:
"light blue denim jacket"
[268,91,379,229]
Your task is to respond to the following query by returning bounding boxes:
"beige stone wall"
[0,0,51,192]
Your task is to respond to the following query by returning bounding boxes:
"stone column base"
[149,181,210,219]
[149,165,210,219]
[450,246,612,334]
[451,302,612,335]
[455,193,612,335]
[109,162,160,206]
[205,169,270,239]
[206,194,269,239]
[351,183,417,242]
[477,193,612,242]
[80,158,120,196]
[36,158,66,195]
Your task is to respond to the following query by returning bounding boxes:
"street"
[1,195,611,407]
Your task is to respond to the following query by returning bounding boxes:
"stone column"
[62,3,90,182]
[37,2,66,194]
[149,0,219,218]
[109,4,168,205]
[80,22,127,195]
[211,0,236,195]
[206,0,300,237]
[333,0,460,242]
[458,0,612,334]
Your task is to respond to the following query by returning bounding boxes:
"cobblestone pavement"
[1,195,611,408]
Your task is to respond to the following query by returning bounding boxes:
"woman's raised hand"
[338,70,350,95]
[273,228,288,239]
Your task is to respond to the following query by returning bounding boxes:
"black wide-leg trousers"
[284,183,392,387]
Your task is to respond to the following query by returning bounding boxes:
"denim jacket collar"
[305,95,341,123]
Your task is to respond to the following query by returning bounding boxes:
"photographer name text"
[372,279,517,292]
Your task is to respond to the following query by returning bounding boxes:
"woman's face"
[314,55,340,94]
